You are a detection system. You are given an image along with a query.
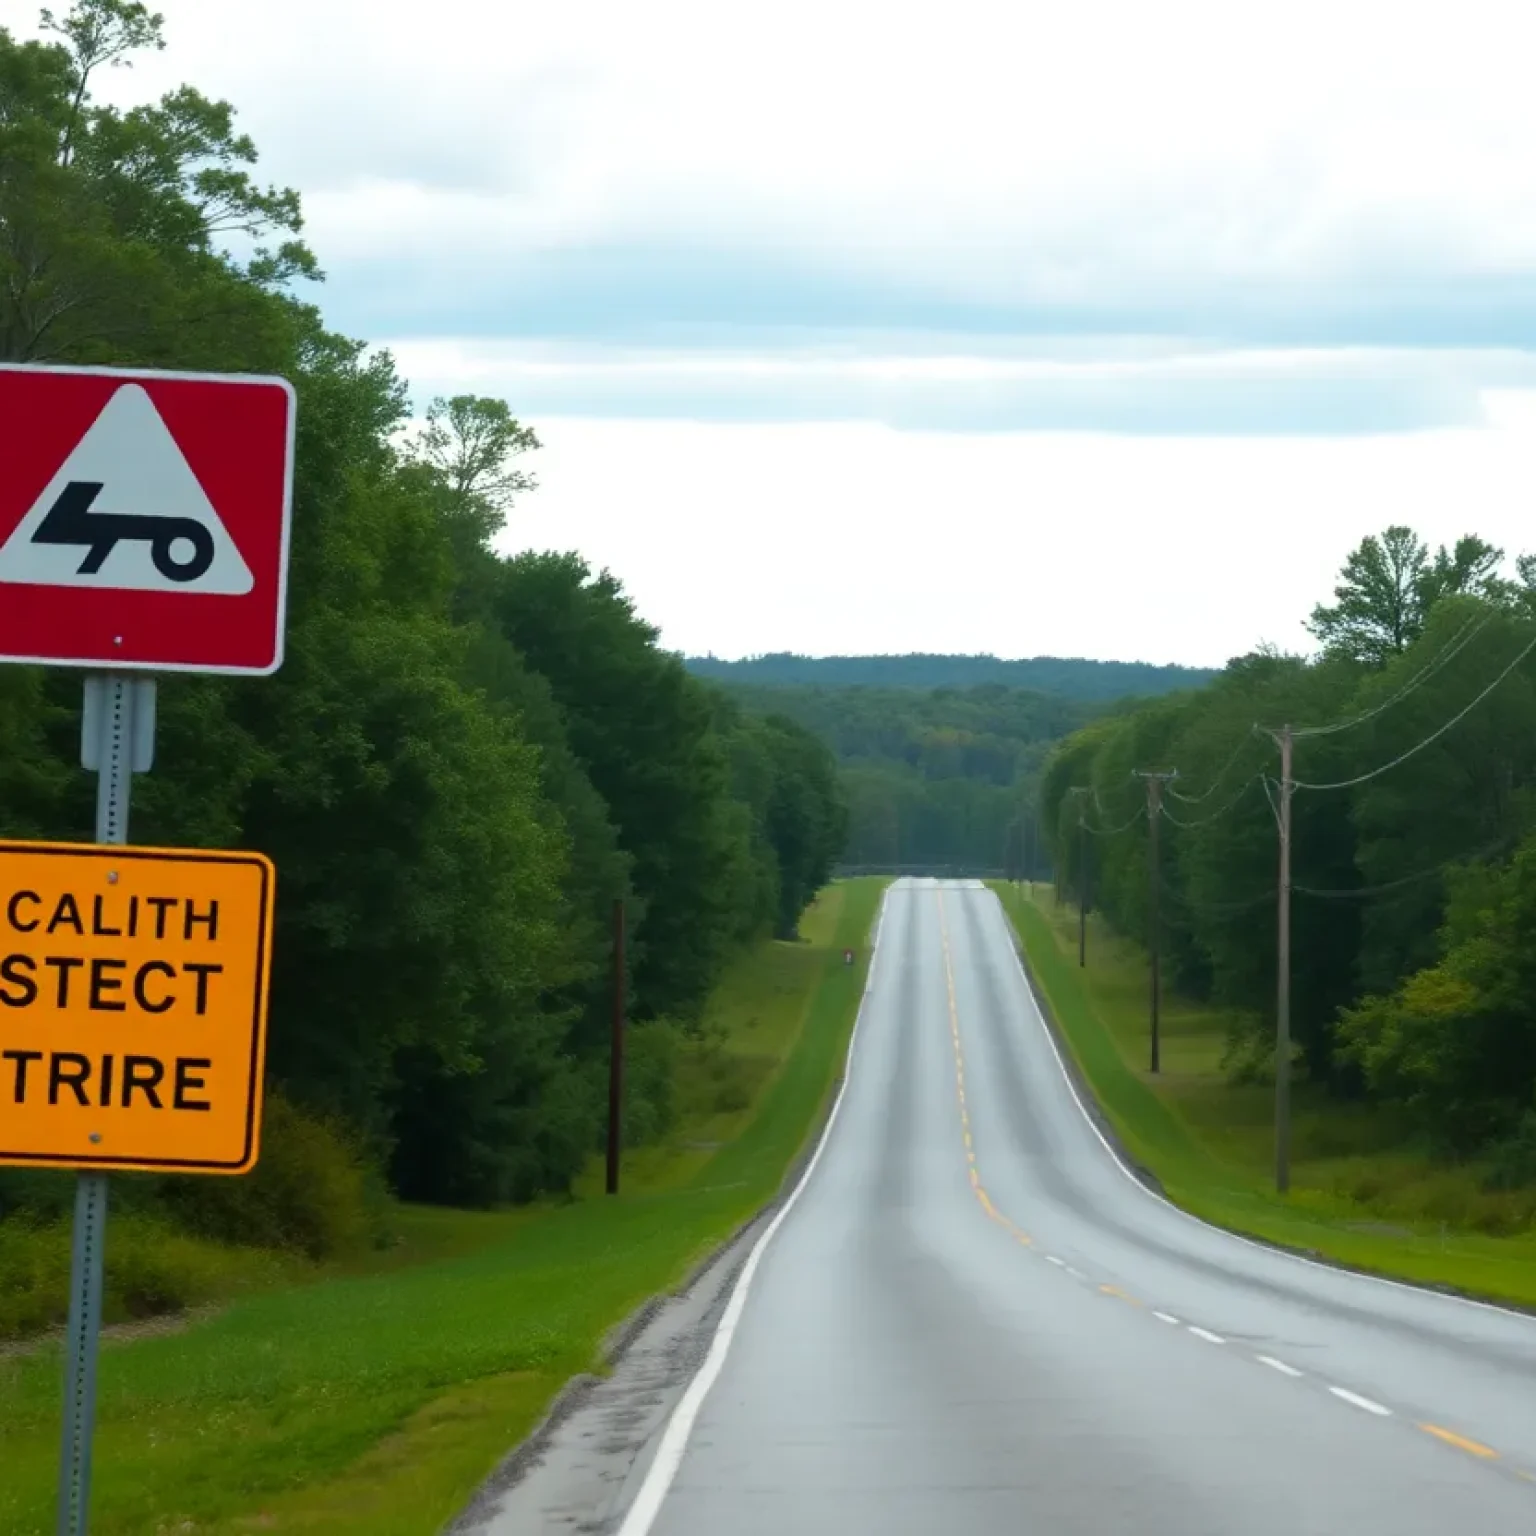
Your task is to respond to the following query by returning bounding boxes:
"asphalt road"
[626,878,1536,1535]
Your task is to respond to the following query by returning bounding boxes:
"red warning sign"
[0,364,295,676]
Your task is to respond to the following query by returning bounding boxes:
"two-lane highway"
[624,879,1536,1535]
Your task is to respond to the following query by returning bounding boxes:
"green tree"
[486,552,746,1020]
[1308,527,1508,666]
[1,0,314,368]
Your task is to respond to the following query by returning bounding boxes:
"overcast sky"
[20,0,1536,665]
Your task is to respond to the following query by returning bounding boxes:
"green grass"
[990,880,1536,1309]
[0,878,887,1536]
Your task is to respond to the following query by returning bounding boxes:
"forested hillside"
[1042,527,1536,1172]
[687,651,1218,699]
[718,682,1096,869]
[0,2,845,1233]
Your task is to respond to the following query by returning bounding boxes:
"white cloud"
[384,334,1532,434]
[502,405,1536,664]
[15,0,1536,662]
[67,0,1536,300]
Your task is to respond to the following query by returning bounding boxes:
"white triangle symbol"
[0,383,254,595]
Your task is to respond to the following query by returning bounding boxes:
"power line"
[1081,804,1146,836]
[1291,612,1493,741]
[1293,833,1518,900]
[1156,615,1488,812]
[1157,875,1276,914]
[1292,630,1536,791]
[1159,774,1263,828]
[1166,734,1262,805]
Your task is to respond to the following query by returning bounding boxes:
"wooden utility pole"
[1134,769,1178,1074]
[1274,725,1294,1195]
[605,897,626,1196]
[1067,787,1089,966]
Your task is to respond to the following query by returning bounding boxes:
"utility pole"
[1067,786,1089,966]
[1273,725,1294,1194]
[606,897,626,1196]
[1134,769,1178,1074]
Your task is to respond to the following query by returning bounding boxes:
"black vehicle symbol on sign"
[32,480,215,583]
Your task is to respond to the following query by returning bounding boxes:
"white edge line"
[1330,1386,1392,1416]
[1256,1355,1303,1377]
[1188,1326,1225,1344]
[613,883,895,1536]
[987,893,1536,1329]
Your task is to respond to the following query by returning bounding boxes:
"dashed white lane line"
[1330,1387,1392,1417]
[1256,1355,1303,1378]
[1152,1311,1180,1325]
[1045,1255,1066,1267]
[1065,1267,1086,1280]
[1187,1326,1225,1344]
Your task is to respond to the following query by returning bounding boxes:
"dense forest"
[687,652,1218,699]
[0,2,846,1239]
[1041,527,1536,1174]
[715,682,1093,870]
[694,659,1212,872]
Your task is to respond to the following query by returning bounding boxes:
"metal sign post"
[57,674,154,1535]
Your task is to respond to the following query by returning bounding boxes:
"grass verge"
[990,880,1536,1310]
[0,878,885,1536]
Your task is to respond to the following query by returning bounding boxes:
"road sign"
[0,839,274,1174]
[0,364,295,675]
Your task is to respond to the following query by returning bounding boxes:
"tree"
[1338,832,1536,1152]
[408,393,540,551]
[486,552,748,1020]
[0,0,314,367]
[1308,527,1510,666]
[0,0,855,1229]
[1308,526,1431,664]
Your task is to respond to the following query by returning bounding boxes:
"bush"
[155,1094,377,1260]
[0,1212,71,1339]
[1485,1109,1536,1192]
[0,1211,285,1340]
[622,1020,682,1149]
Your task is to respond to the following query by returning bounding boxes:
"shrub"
[155,1093,375,1260]
[0,1211,285,1340]
[622,1020,682,1149]
[1485,1109,1536,1192]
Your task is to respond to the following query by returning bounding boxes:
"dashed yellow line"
[1419,1423,1499,1461]
[938,892,1042,1250]
[937,893,1141,1295]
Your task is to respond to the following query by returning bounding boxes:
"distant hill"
[685,652,1217,702]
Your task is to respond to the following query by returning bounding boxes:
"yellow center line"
[1418,1424,1499,1460]
[935,890,1152,1304]
[939,891,1037,1244]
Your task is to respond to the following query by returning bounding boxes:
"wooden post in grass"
[1066,787,1089,967]
[1134,769,1178,1075]
[1274,725,1294,1195]
[606,898,626,1196]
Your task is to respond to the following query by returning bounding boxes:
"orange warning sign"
[0,840,273,1174]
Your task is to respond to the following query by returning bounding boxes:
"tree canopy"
[0,0,847,1215]
[1041,527,1536,1164]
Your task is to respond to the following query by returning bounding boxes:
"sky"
[16,0,1536,666]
